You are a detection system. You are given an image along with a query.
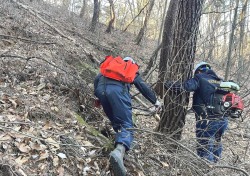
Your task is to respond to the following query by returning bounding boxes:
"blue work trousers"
[196,117,228,163]
[95,84,133,151]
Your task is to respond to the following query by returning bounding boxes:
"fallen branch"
[132,95,160,121]
[0,54,82,83]
[213,165,249,176]
[15,1,75,42]
[0,34,56,44]
[0,121,32,125]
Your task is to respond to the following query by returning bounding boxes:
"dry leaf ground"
[0,0,249,176]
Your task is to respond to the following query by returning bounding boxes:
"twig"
[129,127,250,176]
[0,121,32,125]
[132,95,160,121]
[213,165,249,176]
[127,127,211,167]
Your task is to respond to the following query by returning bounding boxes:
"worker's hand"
[154,100,162,113]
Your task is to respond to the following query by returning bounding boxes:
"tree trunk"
[157,0,168,45]
[155,0,179,98]
[106,0,115,33]
[135,0,155,45]
[79,0,87,18]
[142,42,162,78]
[237,0,248,83]
[156,0,204,140]
[224,0,239,80]
[90,0,100,32]
[206,12,220,62]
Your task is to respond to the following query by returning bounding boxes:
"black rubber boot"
[109,144,126,176]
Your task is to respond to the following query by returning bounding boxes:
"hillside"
[0,1,249,176]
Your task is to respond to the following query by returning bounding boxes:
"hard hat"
[194,61,211,73]
[123,57,135,64]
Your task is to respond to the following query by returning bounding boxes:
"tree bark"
[106,0,115,33]
[79,0,87,18]
[156,0,204,140]
[90,0,100,32]
[224,0,240,80]
[157,0,168,45]
[142,42,162,78]
[135,0,155,45]
[237,0,248,83]
[155,0,179,98]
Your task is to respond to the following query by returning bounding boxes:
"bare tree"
[142,0,169,78]
[135,0,155,45]
[106,0,115,33]
[157,0,168,45]
[224,0,240,80]
[237,0,248,83]
[90,0,100,32]
[156,0,204,140]
[79,0,87,18]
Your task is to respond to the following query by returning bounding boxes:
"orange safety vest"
[100,55,139,83]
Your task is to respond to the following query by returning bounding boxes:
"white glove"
[154,100,162,113]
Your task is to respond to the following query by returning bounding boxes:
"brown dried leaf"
[161,161,169,168]
[8,132,26,138]
[0,134,12,141]
[9,99,17,109]
[13,126,21,131]
[15,156,29,165]
[18,168,27,176]
[51,106,59,112]
[17,143,31,153]
[29,141,47,151]
[57,166,64,176]
[45,137,60,149]
[6,115,17,121]
[39,150,49,161]
[42,121,52,130]
[53,156,59,167]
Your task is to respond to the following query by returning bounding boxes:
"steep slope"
[0,1,249,176]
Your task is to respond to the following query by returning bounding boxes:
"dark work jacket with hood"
[169,69,223,118]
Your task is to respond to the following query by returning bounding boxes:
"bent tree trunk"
[156,0,204,140]
[135,0,155,45]
[106,0,115,33]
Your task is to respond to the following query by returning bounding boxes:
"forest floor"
[0,0,249,176]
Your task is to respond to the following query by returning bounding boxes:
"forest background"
[0,0,249,176]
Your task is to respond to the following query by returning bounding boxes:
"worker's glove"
[154,100,162,113]
[94,98,101,108]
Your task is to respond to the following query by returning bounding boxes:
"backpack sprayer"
[211,81,244,118]
[221,93,244,118]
